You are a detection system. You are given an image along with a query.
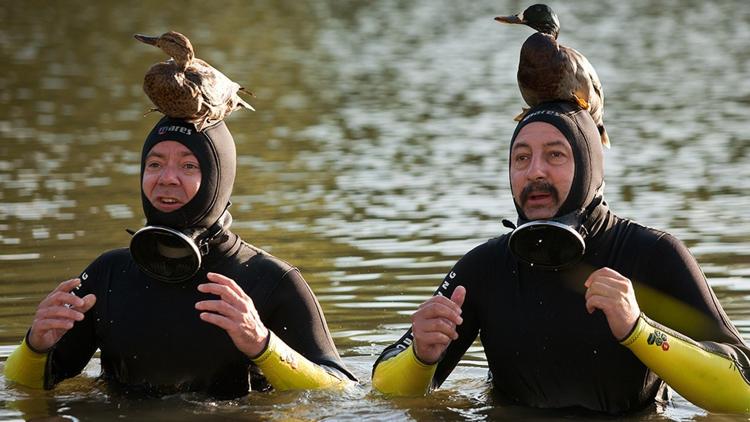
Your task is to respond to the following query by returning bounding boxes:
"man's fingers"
[206,272,244,296]
[198,281,243,306]
[416,331,454,347]
[417,295,463,317]
[195,299,243,319]
[418,294,461,312]
[584,267,626,288]
[415,317,459,339]
[450,286,466,308]
[39,291,86,315]
[198,310,234,332]
[77,294,97,313]
[585,296,600,314]
[33,318,76,332]
[585,280,616,300]
[413,301,463,325]
[37,305,86,322]
[40,279,82,306]
[56,278,82,293]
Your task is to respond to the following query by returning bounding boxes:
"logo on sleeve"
[647,330,670,351]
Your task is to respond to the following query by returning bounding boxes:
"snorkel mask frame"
[504,195,604,270]
[129,209,232,283]
[507,217,586,270]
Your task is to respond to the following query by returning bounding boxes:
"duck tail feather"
[239,87,256,98]
[237,97,255,111]
[599,125,611,148]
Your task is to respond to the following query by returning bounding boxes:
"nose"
[525,154,548,181]
[157,164,180,185]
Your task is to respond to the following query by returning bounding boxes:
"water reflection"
[1,0,749,420]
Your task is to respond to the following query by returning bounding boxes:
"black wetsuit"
[375,205,750,414]
[48,232,355,398]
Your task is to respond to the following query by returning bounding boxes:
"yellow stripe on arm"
[3,338,48,389]
[621,314,750,414]
[251,331,349,391]
[372,344,437,396]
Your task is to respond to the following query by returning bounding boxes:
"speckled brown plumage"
[495,4,609,148]
[134,31,254,131]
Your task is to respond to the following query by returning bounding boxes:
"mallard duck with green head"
[134,31,254,131]
[495,4,609,148]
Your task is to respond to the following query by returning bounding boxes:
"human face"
[510,122,574,220]
[142,141,201,213]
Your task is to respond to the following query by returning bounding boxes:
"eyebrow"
[511,139,568,151]
[146,150,197,159]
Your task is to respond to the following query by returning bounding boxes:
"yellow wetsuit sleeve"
[621,314,750,413]
[372,344,437,396]
[251,331,348,391]
[4,338,48,389]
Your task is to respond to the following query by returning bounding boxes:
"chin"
[151,201,182,213]
[523,209,557,220]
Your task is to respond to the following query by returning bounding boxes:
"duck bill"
[494,14,525,25]
[133,34,159,46]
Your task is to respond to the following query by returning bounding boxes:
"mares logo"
[647,330,670,351]
[521,109,565,123]
[157,125,192,136]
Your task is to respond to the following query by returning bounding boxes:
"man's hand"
[584,267,640,340]
[196,272,269,358]
[28,278,97,352]
[411,286,466,365]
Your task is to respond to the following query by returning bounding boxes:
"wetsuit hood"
[140,116,236,229]
[509,101,605,223]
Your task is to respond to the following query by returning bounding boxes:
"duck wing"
[142,60,203,119]
[184,59,254,130]
[559,45,609,147]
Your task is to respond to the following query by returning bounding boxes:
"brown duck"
[134,31,254,131]
[495,4,609,148]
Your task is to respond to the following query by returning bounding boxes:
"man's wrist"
[247,330,271,360]
[412,345,440,366]
[25,329,51,354]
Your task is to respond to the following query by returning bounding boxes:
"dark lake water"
[1,0,749,420]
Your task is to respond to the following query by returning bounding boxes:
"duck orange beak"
[134,34,159,46]
[494,14,525,25]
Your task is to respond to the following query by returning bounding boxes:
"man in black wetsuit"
[5,117,356,398]
[372,101,750,414]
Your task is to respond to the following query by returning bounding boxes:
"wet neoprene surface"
[47,232,355,398]
[375,206,750,414]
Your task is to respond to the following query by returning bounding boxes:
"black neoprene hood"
[508,101,605,222]
[140,117,237,229]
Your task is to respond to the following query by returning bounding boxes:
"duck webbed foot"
[513,107,530,122]
[143,108,160,117]
[572,94,589,110]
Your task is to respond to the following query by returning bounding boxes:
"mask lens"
[508,220,585,269]
[130,226,201,283]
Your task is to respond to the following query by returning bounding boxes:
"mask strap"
[502,219,517,230]
[192,206,233,256]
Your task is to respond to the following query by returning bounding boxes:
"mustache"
[520,181,559,205]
